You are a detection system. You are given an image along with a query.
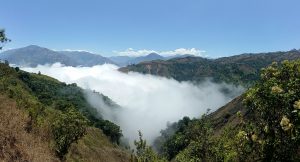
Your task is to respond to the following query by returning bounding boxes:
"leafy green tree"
[175,114,218,162]
[51,108,88,157]
[244,60,300,161]
[133,131,167,162]
[95,120,123,144]
[161,117,192,160]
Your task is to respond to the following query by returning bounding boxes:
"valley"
[1,1,300,161]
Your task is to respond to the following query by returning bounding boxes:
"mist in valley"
[22,63,244,145]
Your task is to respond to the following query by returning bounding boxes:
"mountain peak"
[25,45,45,49]
[145,53,163,58]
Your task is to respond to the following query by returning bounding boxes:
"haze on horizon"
[1,0,300,58]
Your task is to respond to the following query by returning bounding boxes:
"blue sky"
[1,0,300,57]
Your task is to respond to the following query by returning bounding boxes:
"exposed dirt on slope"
[0,94,59,162]
[209,95,250,135]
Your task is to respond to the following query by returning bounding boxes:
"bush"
[51,108,88,157]
[95,120,122,144]
[243,60,300,161]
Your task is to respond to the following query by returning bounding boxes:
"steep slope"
[66,128,130,162]
[0,94,59,162]
[0,62,130,161]
[58,51,115,66]
[208,95,247,135]
[120,49,300,86]
[0,45,77,67]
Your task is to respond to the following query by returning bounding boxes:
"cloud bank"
[23,63,243,145]
[114,48,206,57]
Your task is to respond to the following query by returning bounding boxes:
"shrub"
[51,108,88,157]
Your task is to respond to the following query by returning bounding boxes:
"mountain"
[130,53,164,64]
[109,56,134,67]
[110,53,164,66]
[120,49,300,86]
[0,45,199,67]
[164,54,195,60]
[0,45,116,67]
[0,45,76,67]
[58,51,115,66]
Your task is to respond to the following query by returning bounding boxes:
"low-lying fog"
[23,63,244,145]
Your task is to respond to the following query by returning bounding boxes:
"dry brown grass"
[66,128,131,162]
[0,94,59,162]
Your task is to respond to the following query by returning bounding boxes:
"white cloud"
[114,48,206,57]
[161,48,206,57]
[22,63,243,146]
[62,49,98,54]
[113,48,157,57]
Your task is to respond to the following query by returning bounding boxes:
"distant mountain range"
[0,45,114,67]
[120,49,300,86]
[0,45,77,67]
[0,45,195,67]
[58,50,115,66]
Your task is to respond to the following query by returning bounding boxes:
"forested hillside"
[0,62,130,161]
[146,59,300,161]
[120,49,300,86]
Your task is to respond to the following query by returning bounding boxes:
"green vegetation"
[0,62,123,159]
[66,128,131,162]
[154,60,300,161]
[243,60,300,161]
[51,108,88,157]
[132,131,167,162]
[120,50,300,87]
[16,70,123,144]
[0,29,10,50]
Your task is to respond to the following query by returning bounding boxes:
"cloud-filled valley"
[22,63,244,145]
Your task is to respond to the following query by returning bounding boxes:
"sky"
[1,0,300,57]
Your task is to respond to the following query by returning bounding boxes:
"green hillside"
[120,49,300,86]
[151,59,300,161]
[0,62,130,161]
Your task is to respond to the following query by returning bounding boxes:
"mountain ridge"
[120,49,300,86]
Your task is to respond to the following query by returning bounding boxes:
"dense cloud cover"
[23,63,244,144]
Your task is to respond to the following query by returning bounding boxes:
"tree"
[95,120,123,144]
[175,114,218,162]
[0,29,10,50]
[133,131,167,162]
[244,60,300,161]
[51,108,88,158]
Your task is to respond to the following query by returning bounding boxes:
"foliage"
[160,117,193,160]
[243,60,300,161]
[132,131,167,162]
[175,114,217,162]
[0,29,10,50]
[121,50,300,87]
[155,60,300,161]
[0,63,123,158]
[17,71,123,143]
[51,107,88,157]
[94,119,122,144]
